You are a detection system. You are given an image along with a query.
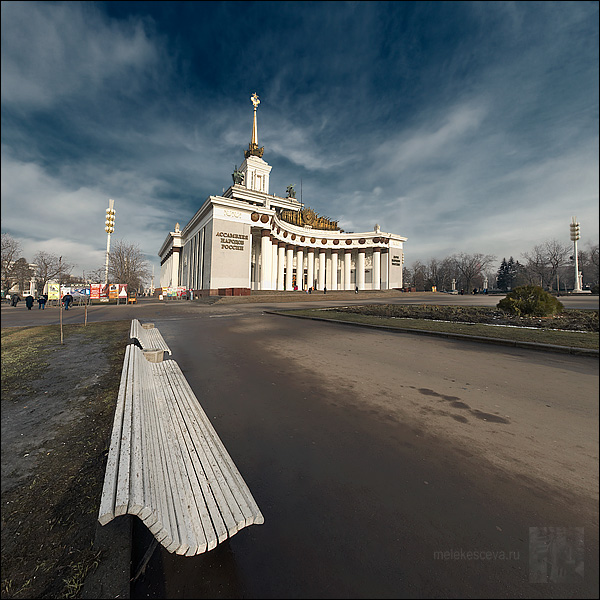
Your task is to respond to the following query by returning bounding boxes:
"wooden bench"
[130,319,172,355]
[98,343,264,556]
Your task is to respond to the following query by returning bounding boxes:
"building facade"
[159,94,406,295]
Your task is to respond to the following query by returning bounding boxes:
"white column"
[381,249,388,289]
[399,251,404,288]
[261,230,271,290]
[318,250,326,290]
[172,249,181,287]
[307,249,315,290]
[357,249,365,290]
[373,248,381,290]
[573,244,582,292]
[271,236,278,290]
[285,245,294,290]
[277,243,285,290]
[330,250,338,291]
[296,247,304,289]
[344,250,352,290]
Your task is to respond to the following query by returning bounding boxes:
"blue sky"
[1,1,598,281]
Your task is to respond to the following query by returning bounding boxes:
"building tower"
[239,93,272,194]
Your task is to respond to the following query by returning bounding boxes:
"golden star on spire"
[245,92,264,158]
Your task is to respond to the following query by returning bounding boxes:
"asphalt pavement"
[130,297,596,598]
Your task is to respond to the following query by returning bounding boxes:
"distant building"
[7,262,37,297]
[159,94,406,295]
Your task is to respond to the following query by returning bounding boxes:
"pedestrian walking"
[37,295,47,309]
[62,293,73,310]
[11,293,20,306]
[324,285,327,295]
[25,295,34,310]
[355,286,358,294]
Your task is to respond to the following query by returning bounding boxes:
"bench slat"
[114,347,135,517]
[160,362,243,532]
[137,352,156,525]
[163,361,264,526]
[154,363,227,551]
[141,357,178,550]
[128,347,145,516]
[153,365,214,553]
[161,362,251,533]
[152,358,203,555]
[98,345,132,525]
[153,367,210,555]
[135,350,172,543]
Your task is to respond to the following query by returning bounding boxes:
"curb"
[265,311,599,357]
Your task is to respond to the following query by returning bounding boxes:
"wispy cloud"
[1,2,161,108]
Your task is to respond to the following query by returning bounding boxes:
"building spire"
[245,92,264,159]
[251,92,259,146]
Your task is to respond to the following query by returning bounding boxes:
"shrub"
[497,285,564,316]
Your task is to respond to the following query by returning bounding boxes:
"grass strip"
[280,309,599,350]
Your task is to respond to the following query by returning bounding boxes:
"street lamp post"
[59,256,63,344]
[570,216,582,292]
[104,199,116,288]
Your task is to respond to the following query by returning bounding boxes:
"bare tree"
[108,240,151,293]
[570,244,600,290]
[1,233,22,296]
[521,245,547,287]
[450,253,496,293]
[406,257,457,291]
[545,239,571,291]
[411,260,427,291]
[522,240,570,291]
[33,251,64,295]
[11,258,34,293]
[402,266,412,289]
[589,244,599,286]
[85,267,107,286]
[428,257,456,291]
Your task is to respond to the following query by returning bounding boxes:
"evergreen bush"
[497,285,564,316]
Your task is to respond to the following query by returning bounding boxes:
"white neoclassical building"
[159,94,406,296]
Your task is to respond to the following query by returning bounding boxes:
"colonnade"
[258,230,389,291]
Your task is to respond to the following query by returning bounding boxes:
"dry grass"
[1,321,130,599]
[280,305,599,350]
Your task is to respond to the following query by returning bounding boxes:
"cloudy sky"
[2,1,598,282]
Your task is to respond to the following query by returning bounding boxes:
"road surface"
[134,304,598,598]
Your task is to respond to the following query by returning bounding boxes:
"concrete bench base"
[130,319,172,355]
